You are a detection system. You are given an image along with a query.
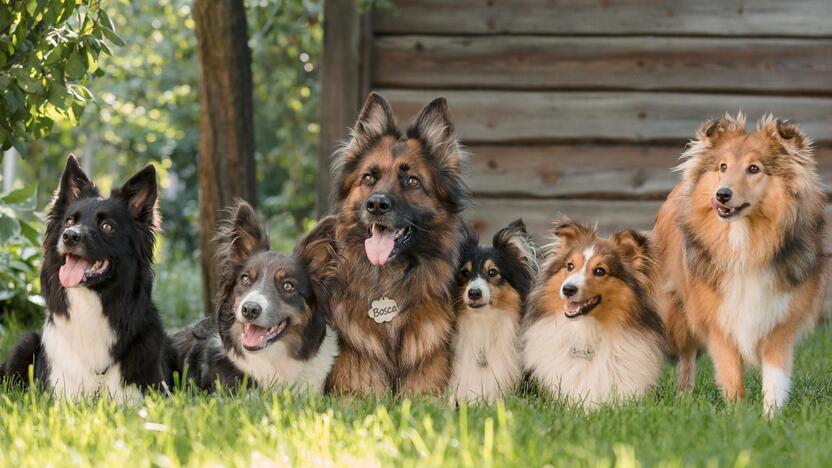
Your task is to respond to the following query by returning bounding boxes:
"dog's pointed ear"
[494,219,537,271]
[332,92,399,203]
[353,92,398,145]
[217,200,269,268]
[461,222,479,247]
[611,229,653,277]
[55,154,97,206]
[408,97,469,210]
[115,164,159,228]
[551,217,593,248]
[757,115,812,157]
[295,215,338,280]
[409,97,453,152]
[696,112,746,145]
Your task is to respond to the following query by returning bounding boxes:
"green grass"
[1,326,831,467]
[2,259,831,466]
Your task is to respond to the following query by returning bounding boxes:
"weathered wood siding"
[358,0,832,242]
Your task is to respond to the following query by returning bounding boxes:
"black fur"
[455,219,535,304]
[1,155,175,392]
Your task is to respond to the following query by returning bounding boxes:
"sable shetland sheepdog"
[1,156,176,400]
[326,92,469,395]
[449,220,535,404]
[523,219,665,408]
[172,201,339,391]
[654,114,826,414]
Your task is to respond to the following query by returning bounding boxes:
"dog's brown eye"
[282,281,295,293]
[488,268,499,278]
[747,164,760,174]
[566,262,574,272]
[720,163,727,172]
[240,274,251,286]
[406,176,421,188]
[64,217,75,227]
[460,269,470,279]
[101,222,113,233]
[362,173,376,186]
[593,267,606,277]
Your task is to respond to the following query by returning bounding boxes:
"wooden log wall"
[360,0,832,242]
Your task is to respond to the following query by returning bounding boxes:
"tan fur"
[523,221,665,408]
[327,93,467,396]
[654,113,826,413]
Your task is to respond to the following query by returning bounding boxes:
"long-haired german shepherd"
[1,156,175,400]
[326,92,469,395]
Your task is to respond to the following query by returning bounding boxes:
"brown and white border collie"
[173,202,339,392]
[449,220,535,404]
[653,114,826,414]
[523,219,665,408]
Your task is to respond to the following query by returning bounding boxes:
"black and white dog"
[1,155,176,400]
[449,220,536,403]
[172,201,339,392]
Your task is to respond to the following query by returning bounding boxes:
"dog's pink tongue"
[59,256,90,288]
[243,324,268,348]
[365,225,395,266]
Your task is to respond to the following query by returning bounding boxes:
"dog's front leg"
[707,329,745,401]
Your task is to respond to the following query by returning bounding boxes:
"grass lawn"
[1,324,831,467]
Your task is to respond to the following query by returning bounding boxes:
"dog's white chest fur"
[229,325,339,392]
[523,315,663,408]
[717,266,792,366]
[449,307,522,403]
[42,288,139,401]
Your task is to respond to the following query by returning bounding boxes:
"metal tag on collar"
[569,345,594,361]
[368,296,400,323]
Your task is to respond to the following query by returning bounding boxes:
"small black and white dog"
[448,220,536,403]
[1,155,175,400]
[172,201,339,392]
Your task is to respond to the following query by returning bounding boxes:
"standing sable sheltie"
[654,114,826,414]
[173,201,339,392]
[448,220,535,404]
[523,219,665,408]
[326,92,469,396]
[1,156,175,400]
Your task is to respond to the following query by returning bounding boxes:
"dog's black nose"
[562,284,578,297]
[241,302,262,320]
[62,227,82,246]
[366,193,393,215]
[716,187,732,204]
[467,288,482,301]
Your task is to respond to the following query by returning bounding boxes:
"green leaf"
[0,213,21,243]
[1,183,38,210]
[65,50,86,79]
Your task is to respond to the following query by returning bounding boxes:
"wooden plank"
[373,36,832,93]
[466,145,832,200]
[380,89,832,144]
[375,0,832,37]
[467,198,832,315]
[466,198,832,252]
[466,198,660,242]
[318,0,371,216]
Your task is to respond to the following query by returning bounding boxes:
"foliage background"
[1,0,323,326]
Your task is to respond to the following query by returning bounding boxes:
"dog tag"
[368,296,400,323]
[569,346,594,361]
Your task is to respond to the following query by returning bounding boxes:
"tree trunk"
[193,0,256,315]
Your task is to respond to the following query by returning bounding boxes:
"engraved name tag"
[368,297,400,323]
